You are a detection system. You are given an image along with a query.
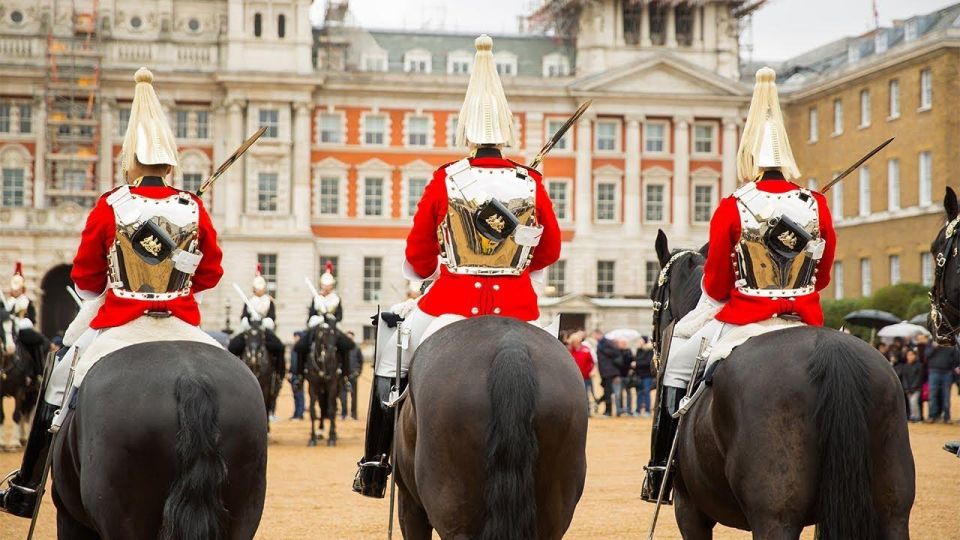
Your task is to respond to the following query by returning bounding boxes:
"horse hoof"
[327,439,336,447]
[307,439,317,447]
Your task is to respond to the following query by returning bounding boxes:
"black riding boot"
[353,375,406,498]
[641,386,685,504]
[0,401,58,518]
[945,440,960,456]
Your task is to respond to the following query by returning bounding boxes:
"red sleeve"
[812,192,835,291]
[191,197,223,293]
[404,168,446,279]
[702,197,740,302]
[70,196,112,295]
[529,172,561,271]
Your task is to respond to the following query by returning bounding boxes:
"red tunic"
[71,183,224,329]
[703,177,836,326]
[407,156,561,320]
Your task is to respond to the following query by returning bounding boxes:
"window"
[18,105,30,134]
[623,1,642,44]
[833,99,843,134]
[833,261,844,299]
[0,104,9,133]
[889,80,900,118]
[257,172,278,211]
[596,182,617,221]
[693,123,715,154]
[858,166,870,216]
[596,120,618,151]
[645,261,660,295]
[362,53,387,72]
[830,172,843,218]
[407,177,427,217]
[547,181,569,220]
[547,261,566,295]
[543,54,570,77]
[319,256,339,282]
[319,176,340,215]
[645,122,667,153]
[905,20,918,42]
[675,4,694,46]
[921,253,934,286]
[362,326,377,342]
[887,159,900,211]
[196,111,208,139]
[176,110,189,138]
[404,50,432,73]
[406,116,429,146]
[889,255,901,285]
[546,119,571,150]
[919,151,932,206]
[257,254,277,294]
[319,113,342,144]
[259,109,279,138]
[875,30,888,54]
[182,173,203,194]
[860,258,872,296]
[363,115,386,145]
[363,177,384,216]
[920,69,932,110]
[278,14,286,38]
[859,90,871,127]
[1,168,25,207]
[693,184,715,223]
[649,2,668,45]
[645,183,665,221]
[118,107,131,136]
[808,107,818,141]
[450,59,470,74]
[495,57,516,76]
[254,13,262,37]
[63,169,86,192]
[447,115,458,147]
[597,261,615,295]
[363,257,382,302]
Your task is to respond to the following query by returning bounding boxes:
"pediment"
[642,165,673,178]
[593,164,624,176]
[571,55,746,96]
[401,158,435,172]
[691,166,721,179]
[356,157,394,171]
[314,156,350,170]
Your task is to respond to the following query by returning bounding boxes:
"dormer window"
[875,30,888,54]
[404,49,432,74]
[362,52,388,72]
[494,52,518,77]
[848,42,860,63]
[254,13,262,37]
[447,50,472,75]
[904,19,918,42]
[543,53,570,77]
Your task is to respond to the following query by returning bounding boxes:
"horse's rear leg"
[398,479,431,540]
[53,489,100,540]
[675,491,715,540]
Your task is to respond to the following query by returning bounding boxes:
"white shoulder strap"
[106,185,142,226]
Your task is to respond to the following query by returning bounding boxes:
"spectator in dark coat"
[596,337,624,417]
[288,331,306,420]
[900,348,924,422]
[339,331,362,420]
[925,341,960,423]
[634,338,655,416]
[619,346,636,416]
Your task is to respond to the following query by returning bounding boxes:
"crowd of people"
[562,329,655,417]
[878,335,960,423]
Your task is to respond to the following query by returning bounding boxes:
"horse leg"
[53,488,100,540]
[398,476,431,540]
[674,490,715,540]
[307,386,318,447]
[327,383,337,447]
[17,398,28,447]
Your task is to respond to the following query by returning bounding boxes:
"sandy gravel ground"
[1,371,958,539]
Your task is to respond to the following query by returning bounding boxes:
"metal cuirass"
[105,185,203,301]
[438,159,542,276]
[732,182,826,298]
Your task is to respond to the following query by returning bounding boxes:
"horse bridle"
[651,250,698,363]
[931,216,960,345]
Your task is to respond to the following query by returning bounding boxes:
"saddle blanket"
[673,300,803,362]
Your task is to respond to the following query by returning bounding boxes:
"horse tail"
[479,332,539,540]
[159,372,229,540]
[809,332,879,540]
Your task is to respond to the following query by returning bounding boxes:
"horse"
[394,316,588,539]
[237,321,276,420]
[0,306,40,450]
[304,313,340,447]
[928,187,960,346]
[51,341,268,539]
[650,229,915,539]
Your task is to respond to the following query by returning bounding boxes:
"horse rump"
[159,371,229,540]
[479,331,539,540]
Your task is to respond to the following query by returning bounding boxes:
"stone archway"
[40,264,77,340]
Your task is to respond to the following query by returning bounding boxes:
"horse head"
[929,187,960,344]
[0,305,16,358]
[242,323,268,375]
[650,229,707,359]
[309,315,339,380]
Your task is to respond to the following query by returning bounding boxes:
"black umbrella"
[843,309,900,330]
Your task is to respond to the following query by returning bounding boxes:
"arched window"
[254,13,262,37]
[278,14,286,38]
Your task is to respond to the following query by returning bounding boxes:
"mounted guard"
[352,34,563,498]
[641,67,837,504]
[3,262,47,377]
[0,67,225,518]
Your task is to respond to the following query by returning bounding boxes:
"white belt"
[735,284,815,298]
[111,287,192,301]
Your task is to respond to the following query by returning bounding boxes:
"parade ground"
[0,370,957,539]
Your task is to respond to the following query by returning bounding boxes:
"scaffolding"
[44,0,102,208]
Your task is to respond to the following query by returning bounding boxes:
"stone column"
[672,115,691,234]
[292,102,312,230]
[665,6,677,47]
[624,116,642,235]
[640,1,652,47]
[721,117,739,197]
[693,6,704,49]
[33,96,46,209]
[225,100,244,229]
[211,100,228,219]
[574,115,594,236]
[99,99,114,192]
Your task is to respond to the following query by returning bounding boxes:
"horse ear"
[655,229,670,267]
[945,187,958,221]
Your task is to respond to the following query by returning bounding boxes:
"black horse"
[304,313,341,447]
[51,341,267,538]
[651,230,915,539]
[229,321,277,420]
[0,306,41,449]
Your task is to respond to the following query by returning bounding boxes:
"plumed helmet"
[319,261,336,287]
[10,262,24,291]
[252,263,267,292]
[737,67,800,182]
[119,67,179,178]
[456,35,515,148]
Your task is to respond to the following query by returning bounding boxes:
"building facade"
[0,0,753,340]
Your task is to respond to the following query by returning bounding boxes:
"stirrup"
[673,382,708,418]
